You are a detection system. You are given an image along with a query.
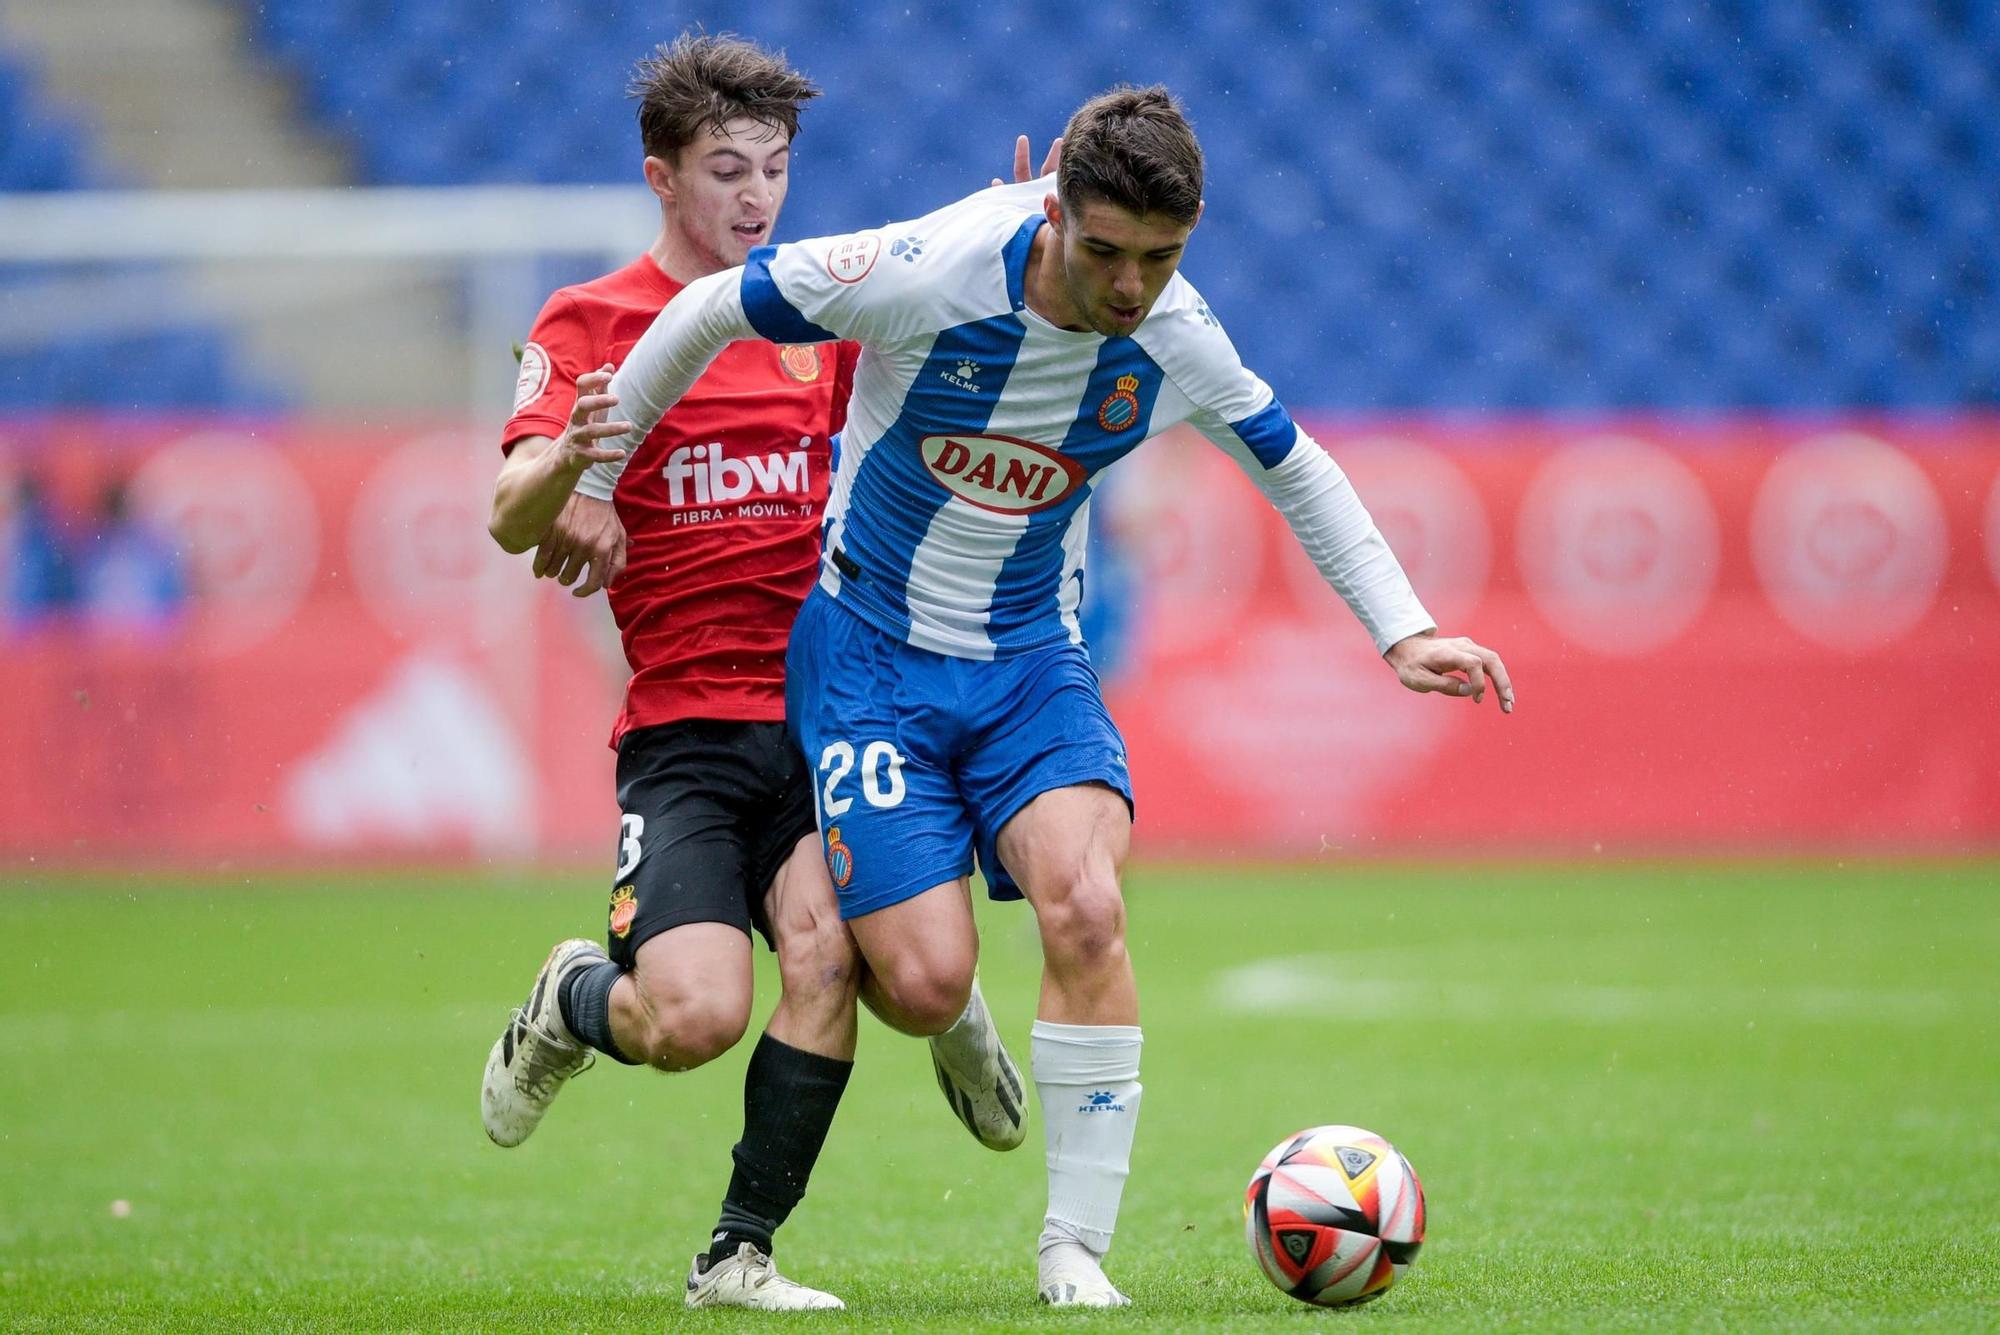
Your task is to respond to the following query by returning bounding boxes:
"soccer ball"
[1243,1124,1426,1307]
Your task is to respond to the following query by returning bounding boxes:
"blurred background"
[3,5,1997,1328]
[2,0,1995,864]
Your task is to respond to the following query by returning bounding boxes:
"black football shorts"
[605,719,817,963]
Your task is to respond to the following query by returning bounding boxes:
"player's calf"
[614,921,755,1071]
[767,842,863,1056]
[617,982,751,1072]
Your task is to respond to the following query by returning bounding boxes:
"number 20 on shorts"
[818,740,906,818]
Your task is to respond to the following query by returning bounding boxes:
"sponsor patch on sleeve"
[825,235,882,285]
[513,341,552,412]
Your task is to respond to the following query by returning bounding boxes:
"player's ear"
[1191,199,1205,230]
[1043,193,1063,232]
[643,155,676,205]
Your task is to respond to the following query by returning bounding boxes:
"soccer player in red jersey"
[478,35,1043,1311]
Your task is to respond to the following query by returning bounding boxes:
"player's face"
[653,116,792,273]
[1050,196,1199,336]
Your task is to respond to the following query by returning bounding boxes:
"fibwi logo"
[779,345,822,383]
[824,827,854,888]
[663,442,811,506]
[609,884,638,939]
[920,434,1084,515]
[1078,1090,1127,1113]
[1096,373,1142,432]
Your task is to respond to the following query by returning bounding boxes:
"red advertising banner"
[0,419,622,864]
[1103,417,1998,855]
[2,416,1994,865]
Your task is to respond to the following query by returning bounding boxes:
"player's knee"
[879,958,973,1036]
[634,994,750,1071]
[1038,868,1128,971]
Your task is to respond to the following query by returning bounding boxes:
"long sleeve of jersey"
[1190,406,1436,653]
[576,268,757,501]
[1142,301,1435,655]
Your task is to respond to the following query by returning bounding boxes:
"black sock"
[557,959,639,1065]
[708,1033,853,1263]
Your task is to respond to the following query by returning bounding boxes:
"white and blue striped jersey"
[588,177,1433,661]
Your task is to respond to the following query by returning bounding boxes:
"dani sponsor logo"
[920,434,1083,515]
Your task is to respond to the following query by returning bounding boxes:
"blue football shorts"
[784,590,1134,920]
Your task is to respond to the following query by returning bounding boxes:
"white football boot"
[927,977,1028,1151]
[685,1242,845,1311]
[1037,1239,1131,1308]
[480,938,604,1147]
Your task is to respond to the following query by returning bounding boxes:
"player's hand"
[991,134,1062,186]
[554,365,634,472]
[1384,631,1515,713]
[533,492,627,596]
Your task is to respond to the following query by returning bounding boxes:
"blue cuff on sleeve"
[1230,401,1299,469]
[741,245,840,344]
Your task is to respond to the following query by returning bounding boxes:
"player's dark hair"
[1057,85,1204,224]
[629,32,820,162]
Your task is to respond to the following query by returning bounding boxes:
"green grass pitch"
[3,859,1996,1331]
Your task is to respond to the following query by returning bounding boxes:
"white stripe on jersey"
[1056,495,1092,646]
[904,502,1026,659]
[821,336,933,599]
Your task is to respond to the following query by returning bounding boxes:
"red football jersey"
[503,255,855,744]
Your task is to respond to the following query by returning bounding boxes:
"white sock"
[1031,1020,1142,1258]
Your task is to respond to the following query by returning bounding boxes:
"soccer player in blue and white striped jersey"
[586,85,1514,1308]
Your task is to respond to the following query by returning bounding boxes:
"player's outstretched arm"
[1384,631,1516,713]
[490,366,632,552]
[577,272,759,502]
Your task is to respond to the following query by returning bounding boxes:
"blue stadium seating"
[0,57,89,191]
[7,2,1996,409]
[0,50,278,410]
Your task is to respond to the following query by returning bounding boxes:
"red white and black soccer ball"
[1244,1124,1426,1307]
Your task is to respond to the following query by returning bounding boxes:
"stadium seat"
[13,0,1997,411]
[0,46,285,409]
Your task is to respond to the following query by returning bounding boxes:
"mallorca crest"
[608,884,638,939]
[1096,373,1142,432]
[778,345,822,383]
